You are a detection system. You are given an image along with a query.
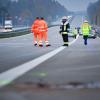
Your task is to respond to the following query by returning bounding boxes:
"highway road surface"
[0,15,100,100]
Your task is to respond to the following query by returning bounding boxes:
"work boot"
[39,44,43,47]
[62,44,68,46]
[46,44,51,47]
[34,43,37,46]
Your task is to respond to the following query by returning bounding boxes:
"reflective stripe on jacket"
[62,25,67,34]
[60,22,70,34]
[38,20,48,32]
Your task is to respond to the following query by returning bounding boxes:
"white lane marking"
[0,36,79,87]
[0,47,65,87]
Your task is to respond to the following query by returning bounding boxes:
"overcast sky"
[57,0,98,11]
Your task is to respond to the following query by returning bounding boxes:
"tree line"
[87,0,100,26]
[0,0,69,26]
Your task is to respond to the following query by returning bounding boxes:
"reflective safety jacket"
[38,20,48,32]
[31,19,40,34]
[60,22,70,34]
[73,28,78,35]
[81,23,91,36]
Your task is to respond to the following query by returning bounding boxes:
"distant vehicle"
[4,20,13,30]
[88,27,97,39]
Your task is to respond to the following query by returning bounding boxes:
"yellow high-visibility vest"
[81,23,91,35]
[73,29,77,35]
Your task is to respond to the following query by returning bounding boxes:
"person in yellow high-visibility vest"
[73,27,78,39]
[81,20,91,45]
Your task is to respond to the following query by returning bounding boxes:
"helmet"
[84,20,88,23]
[62,16,67,20]
[62,16,68,23]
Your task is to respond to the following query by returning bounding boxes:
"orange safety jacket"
[38,20,48,32]
[31,19,40,34]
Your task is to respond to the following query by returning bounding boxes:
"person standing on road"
[59,16,70,46]
[77,27,80,34]
[73,27,78,39]
[81,20,91,45]
[31,17,40,46]
[38,17,51,47]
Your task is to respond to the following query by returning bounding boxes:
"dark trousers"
[74,34,76,39]
[62,34,68,46]
[83,35,88,45]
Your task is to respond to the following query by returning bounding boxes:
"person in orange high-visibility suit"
[38,17,51,47]
[31,17,40,46]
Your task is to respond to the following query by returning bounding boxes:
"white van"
[4,20,13,30]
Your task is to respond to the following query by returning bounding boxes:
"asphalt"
[0,15,100,100]
[0,26,64,73]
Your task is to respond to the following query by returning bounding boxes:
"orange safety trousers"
[31,20,40,44]
[33,32,38,44]
[38,31,49,45]
[38,20,49,45]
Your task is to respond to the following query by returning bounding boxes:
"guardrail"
[0,25,59,38]
[0,28,31,38]
[0,16,74,39]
